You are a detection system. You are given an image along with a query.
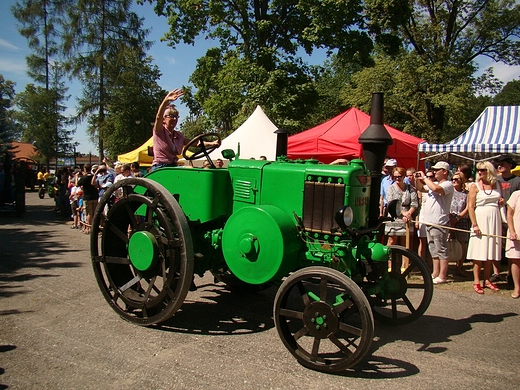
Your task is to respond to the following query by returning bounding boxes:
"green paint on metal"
[316,317,324,325]
[222,205,300,284]
[308,291,320,302]
[128,231,158,271]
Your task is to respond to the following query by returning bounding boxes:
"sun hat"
[431,161,450,171]
[385,159,397,167]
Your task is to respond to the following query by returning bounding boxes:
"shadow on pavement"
[155,283,277,335]
[0,199,84,298]
[372,311,518,354]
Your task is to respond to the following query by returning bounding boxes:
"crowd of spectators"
[381,154,520,298]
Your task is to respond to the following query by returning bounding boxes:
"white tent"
[208,105,279,161]
[418,106,520,165]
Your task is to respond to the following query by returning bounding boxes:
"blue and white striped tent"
[418,106,520,164]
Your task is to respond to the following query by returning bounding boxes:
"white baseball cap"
[431,161,450,170]
[385,159,397,167]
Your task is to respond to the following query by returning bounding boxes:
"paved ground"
[1,192,519,390]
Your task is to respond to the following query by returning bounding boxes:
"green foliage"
[14,72,73,164]
[186,48,320,134]
[146,0,374,134]
[0,75,19,157]
[102,49,166,157]
[344,0,520,143]
[493,80,520,106]
[342,53,474,143]
[11,0,69,88]
[63,0,152,159]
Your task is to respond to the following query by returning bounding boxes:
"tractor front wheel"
[274,267,374,373]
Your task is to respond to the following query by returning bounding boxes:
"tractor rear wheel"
[274,267,374,373]
[90,178,194,326]
[368,245,433,326]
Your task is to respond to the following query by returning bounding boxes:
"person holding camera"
[415,161,454,284]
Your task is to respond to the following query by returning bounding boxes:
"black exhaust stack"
[275,128,290,159]
[359,93,393,226]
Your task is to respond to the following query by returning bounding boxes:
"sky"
[1,0,519,155]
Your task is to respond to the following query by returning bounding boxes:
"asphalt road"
[1,192,519,390]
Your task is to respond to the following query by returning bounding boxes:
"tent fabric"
[118,136,154,166]
[208,105,279,161]
[418,106,520,154]
[287,107,425,170]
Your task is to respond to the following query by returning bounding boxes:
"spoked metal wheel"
[368,245,433,326]
[274,267,374,373]
[90,178,194,326]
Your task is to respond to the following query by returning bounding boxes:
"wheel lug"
[322,315,327,320]
[316,325,320,330]
[311,318,315,323]
[315,312,319,317]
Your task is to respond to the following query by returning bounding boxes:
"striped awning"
[418,106,520,153]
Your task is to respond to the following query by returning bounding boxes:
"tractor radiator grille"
[303,181,345,233]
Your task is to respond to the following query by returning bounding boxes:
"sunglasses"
[452,178,460,182]
[164,114,179,119]
[477,168,487,172]
[393,175,403,178]
[426,175,435,179]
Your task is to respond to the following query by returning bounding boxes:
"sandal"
[473,283,484,294]
[511,293,520,299]
[484,282,500,291]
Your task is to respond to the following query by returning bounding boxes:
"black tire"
[38,189,45,199]
[274,266,374,373]
[90,178,194,326]
[366,245,433,326]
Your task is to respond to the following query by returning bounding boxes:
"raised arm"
[154,89,183,133]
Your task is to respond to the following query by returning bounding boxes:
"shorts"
[426,226,449,260]
[84,199,98,217]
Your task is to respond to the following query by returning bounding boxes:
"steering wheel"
[182,133,222,167]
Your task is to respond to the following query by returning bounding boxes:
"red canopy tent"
[287,108,425,170]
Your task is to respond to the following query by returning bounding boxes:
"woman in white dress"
[505,190,520,299]
[467,161,504,294]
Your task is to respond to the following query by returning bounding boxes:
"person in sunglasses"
[467,161,504,294]
[415,161,454,284]
[151,89,219,171]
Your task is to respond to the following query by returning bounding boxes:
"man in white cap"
[415,161,454,284]
[380,158,397,217]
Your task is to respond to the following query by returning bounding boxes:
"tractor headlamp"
[335,205,353,229]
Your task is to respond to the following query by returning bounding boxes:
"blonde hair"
[164,107,179,117]
[476,161,498,186]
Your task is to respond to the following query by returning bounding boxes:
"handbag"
[447,238,463,261]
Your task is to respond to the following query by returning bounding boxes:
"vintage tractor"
[90,95,432,373]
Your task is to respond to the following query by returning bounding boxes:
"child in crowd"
[69,182,80,229]
[76,189,85,231]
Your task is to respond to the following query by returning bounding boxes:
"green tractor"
[90,97,432,373]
